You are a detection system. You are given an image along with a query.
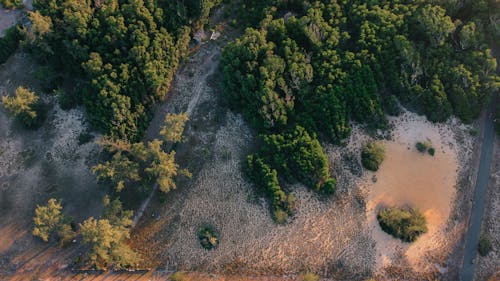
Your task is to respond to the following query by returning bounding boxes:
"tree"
[33,198,75,245]
[415,5,455,47]
[80,197,138,270]
[160,113,188,143]
[2,86,41,127]
[92,152,141,192]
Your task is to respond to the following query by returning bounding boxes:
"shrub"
[415,142,428,152]
[198,226,219,250]
[170,271,187,281]
[78,131,94,145]
[428,147,435,156]
[300,272,320,281]
[478,236,492,256]
[377,207,428,242]
[361,142,385,171]
[321,178,336,195]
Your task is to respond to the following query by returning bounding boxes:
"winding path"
[459,92,497,280]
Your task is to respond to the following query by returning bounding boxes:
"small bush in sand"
[170,271,187,281]
[300,272,320,281]
[478,236,492,256]
[377,207,428,242]
[416,141,435,156]
[198,226,219,250]
[361,142,385,171]
[428,147,435,156]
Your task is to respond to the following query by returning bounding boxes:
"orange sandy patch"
[365,113,458,272]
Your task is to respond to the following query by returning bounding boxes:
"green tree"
[2,86,42,127]
[92,152,141,192]
[33,198,75,245]
[415,5,455,47]
[80,197,138,270]
[160,113,188,143]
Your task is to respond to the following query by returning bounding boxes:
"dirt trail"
[133,42,221,227]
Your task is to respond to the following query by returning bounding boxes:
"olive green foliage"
[27,0,219,141]
[0,0,23,9]
[478,236,492,256]
[197,226,219,250]
[416,140,434,155]
[300,272,320,281]
[2,86,44,128]
[170,271,187,281]
[361,142,385,171]
[80,196,138,270]
[33,198,75,244]
[377,207,428,242]
[160,113,189,143]
[246,154,295,223]
[0,26,20,64]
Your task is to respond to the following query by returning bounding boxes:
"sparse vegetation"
[478,236,492,256]
[198,226,219,250]
[361,142,386,171]
[377,207,428,242]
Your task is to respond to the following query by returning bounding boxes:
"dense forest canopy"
[223,0,499,221]
[25,0,220,141]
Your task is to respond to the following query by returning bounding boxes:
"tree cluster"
[223,0,498,222]
[25,0,219,141]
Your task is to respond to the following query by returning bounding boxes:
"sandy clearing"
[362,111,471,273]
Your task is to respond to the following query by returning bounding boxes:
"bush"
[361,142,385,171]
[198,226,219,250]
[377,207,428,242]
[321,178,336,195]
[478,236,492,256]
[78,132,94,145]
[428,147,435,156]
[416,141,434,156]
[170,271,187,281]
[300,272,320,281]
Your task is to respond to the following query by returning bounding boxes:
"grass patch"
[300,272,320,281]
[377,207,428,242]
